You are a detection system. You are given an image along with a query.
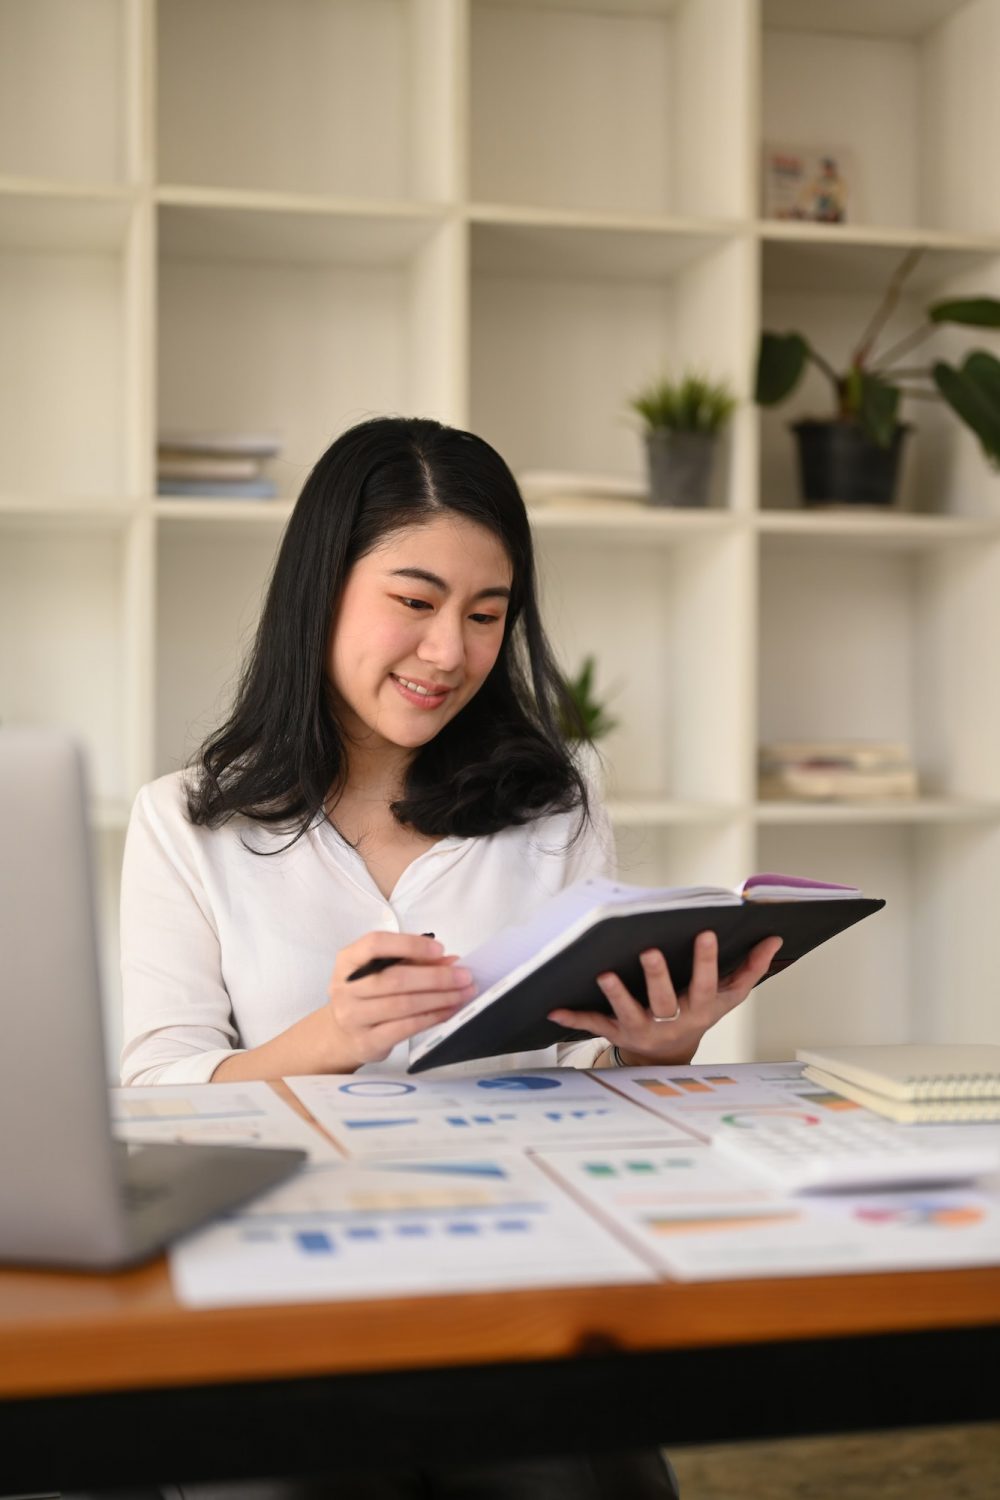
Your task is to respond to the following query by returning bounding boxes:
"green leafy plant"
[756,248,1000,463]
[557,655,618,744]
[629,372,737,435]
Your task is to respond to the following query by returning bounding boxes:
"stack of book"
[758,740,918,801]
[797,1043,1000,1123]
[157,431,282,499]
[516,470,645,507]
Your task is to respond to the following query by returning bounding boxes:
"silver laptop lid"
[0,727,130,1262]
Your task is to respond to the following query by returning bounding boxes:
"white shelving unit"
[4,0,1000,1069]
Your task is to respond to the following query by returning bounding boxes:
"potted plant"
[557,655,617,789]
[629,372,736,507]
[756,248,1000,506]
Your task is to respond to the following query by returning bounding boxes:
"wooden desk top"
[4,1083,1000,1402]
[3,1255,1000,1401]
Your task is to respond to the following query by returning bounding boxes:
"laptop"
[0,727,305,1270]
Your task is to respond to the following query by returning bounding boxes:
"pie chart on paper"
[477,1075,562,1091]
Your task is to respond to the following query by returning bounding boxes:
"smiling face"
[327,514,514,769]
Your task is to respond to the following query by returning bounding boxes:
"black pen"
[347,933,437,982]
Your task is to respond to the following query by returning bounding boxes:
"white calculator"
[711,1112,1000,1194]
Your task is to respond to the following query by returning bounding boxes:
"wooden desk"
[2,1259,999,1490]
[3,1080,999,1489]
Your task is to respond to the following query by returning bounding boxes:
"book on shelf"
[758,741,918,802]
[157,478,279,500]
[157,431,283,459]
[516,470,645,506]
[797,1043,1000,1124]
[407,873,885,1074]
[157,455,261,482]
[156,430,284,500]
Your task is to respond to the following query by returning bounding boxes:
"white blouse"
[120,771,616,1086]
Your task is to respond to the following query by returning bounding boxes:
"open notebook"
[408,873,884,1073]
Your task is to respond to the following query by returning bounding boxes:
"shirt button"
[381,907,398,930]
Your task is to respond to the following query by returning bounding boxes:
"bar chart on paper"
[169,1154,654,1306]
[536,1145,1000,1282]
[600,1063,864,1139]
[286,1070,695,1156]
[288,1069,615,1111]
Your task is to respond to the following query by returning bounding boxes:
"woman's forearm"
[211,1005,358,1081]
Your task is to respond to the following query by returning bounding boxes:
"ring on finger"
[649,1005,681,1023]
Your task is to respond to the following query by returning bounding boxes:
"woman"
[121,416,779,1497]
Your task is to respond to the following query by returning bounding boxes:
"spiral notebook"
[798,1044,1000,1123]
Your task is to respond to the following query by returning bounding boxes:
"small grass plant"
[557,655,618,745]
[629,372,737,435]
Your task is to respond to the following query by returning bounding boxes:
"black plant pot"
[792,420,910,506]
[645,430,717,507]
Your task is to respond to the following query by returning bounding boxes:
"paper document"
[285,1069,696,1158]
[536,1144,1000,1281]
[153,1065,1000,1305]
[111,1081,340,1161]
[170,1152,654,1306]
[597,1061,836,1138]
[287,1067,613,1113]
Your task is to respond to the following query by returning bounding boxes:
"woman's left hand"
[547,931,783,1066]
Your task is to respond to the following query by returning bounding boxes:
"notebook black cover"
[407,896,885,1073]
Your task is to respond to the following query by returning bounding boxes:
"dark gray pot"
[645,430,717,507]
[792,420,910,506]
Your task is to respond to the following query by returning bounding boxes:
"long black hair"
[187,416,589,840]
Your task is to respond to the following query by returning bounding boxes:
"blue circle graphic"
[338,1080,417,1096]
[477,1075,561,1091]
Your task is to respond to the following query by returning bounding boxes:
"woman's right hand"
[325,932,475,1069]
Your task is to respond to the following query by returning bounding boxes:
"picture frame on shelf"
[762,144,855,224]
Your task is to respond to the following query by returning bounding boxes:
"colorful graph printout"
[287,1072,695,1157]
[113,1088,269,1121]
[478,1074,562,1090]
[718,1108,823,1129]
[110,1081,339,1160]
[535,1145,1000,1281]
[169,1153,654,1306]
[645,1211,801,1235]
[534,1145,792,1259]
[634,1080,686,1098]
[287,1069,613,1116]
[798,1089,860,1112]
[309,1104,693,1158]
[121,1067,1000,1304]
[335,1080,418,1098]
[598,1063,858,1140]
[853,1201,987,1229]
